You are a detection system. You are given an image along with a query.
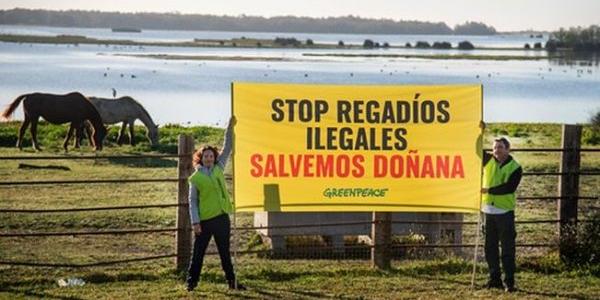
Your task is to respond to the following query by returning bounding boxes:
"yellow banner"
[232,83,482,213]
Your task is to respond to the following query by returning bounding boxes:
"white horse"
[86,96,159,146]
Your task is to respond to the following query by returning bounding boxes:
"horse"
[1,92,107,152]
[86,96,159,146]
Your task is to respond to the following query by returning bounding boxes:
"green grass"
[0,122,599,299]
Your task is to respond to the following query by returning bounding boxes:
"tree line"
[0,8,497,35]
[547,25,600,51]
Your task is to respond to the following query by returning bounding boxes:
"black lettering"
[365,101,380,123]
[421,100,435,123]
[271,98,284,122]
[337,100,351,123]
[284,99,297,122]
[326,127,337,150]
[315,100,329,122]
[437,100,450,123]
[353,101,365,123]
[394,128,408,150]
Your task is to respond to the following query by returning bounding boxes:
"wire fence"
[0,141,598,268]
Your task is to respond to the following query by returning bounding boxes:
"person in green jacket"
[186,117,245,291]
[481,137,522,293]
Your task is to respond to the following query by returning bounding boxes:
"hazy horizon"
[0,0,598,32]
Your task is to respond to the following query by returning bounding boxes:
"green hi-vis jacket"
[482,157,521,211]
[188,165,233,221]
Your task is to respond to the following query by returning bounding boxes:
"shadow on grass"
[83,271,161,283]
[105,157,177,168]
[0,287,83,300]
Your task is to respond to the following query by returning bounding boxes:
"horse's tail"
[1,94,28,120]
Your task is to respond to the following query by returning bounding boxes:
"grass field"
[0,122,598,299]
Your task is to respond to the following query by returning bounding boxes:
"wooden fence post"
[176,135,194,272]
[371,212,391,270]
[558,124,581,260]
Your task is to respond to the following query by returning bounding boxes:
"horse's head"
[148,124,159,146]
[92,125,108,151]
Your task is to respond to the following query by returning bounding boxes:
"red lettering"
[336,155,350,177]
[374,155,387,177]
[436,155,449,178]
[451,155,465,178]
[250,154,263,177]
[407,155,419,178]
[421,155,434,178]
[278,154,289,177]
[289,154,302,176]
[390,155,403,178]
[304,154,314,177]
[264,154,276,177]
[351,155,365,177]
[316,155,334,177]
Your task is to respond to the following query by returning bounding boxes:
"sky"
[1,0,598,32]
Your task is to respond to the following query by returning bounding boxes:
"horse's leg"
[117,121,127,145]
[74,125,82,149]
[17,116,30,151]
[63,122,76,153]
[30,117,41,151]
[84,122,94,147]
[128,121,136,146]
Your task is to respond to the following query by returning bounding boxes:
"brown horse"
[1,92,107,151]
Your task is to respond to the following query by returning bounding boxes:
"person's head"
[193,145,219,168]
[492,137,510,161]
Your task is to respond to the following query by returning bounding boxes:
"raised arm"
[217,116,235,168]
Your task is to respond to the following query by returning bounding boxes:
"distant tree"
[363,39,375,48]
[592,110,600,127]
[549,25,600,52]
[338,40,344,46]
[405,42,412,48]
[583,110,600,145]
[545,39,558,52]
[415,41,431,48]
[374,42,380,48]
[458,41,474,50]
[533,42,542,49]
[306,39,314,46]
[274,37,300,46]
[256,42,262,47]
[524,43,531,49]
[454,21,497,35]
[383,42,390,48]
[432,41,452,49]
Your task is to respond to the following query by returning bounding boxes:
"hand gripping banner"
[232,83,482,213]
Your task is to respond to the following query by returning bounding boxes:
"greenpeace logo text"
[323,188,389,198]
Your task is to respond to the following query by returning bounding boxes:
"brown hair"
[192,145,219,167]
[494,137,511,149]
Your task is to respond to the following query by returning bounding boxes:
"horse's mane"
[122,96,155,126]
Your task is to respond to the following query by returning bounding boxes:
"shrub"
[561,211,600,269]
[363,39,375,48]
[405,42,412,48]
[415,41,431,48]
[338,40,344,46]
[524,43,531,49]
[432,41,452,49]
[534,42,542,49]
[306,39,314,46]
[274,37,300,47]
[458,41,474,50]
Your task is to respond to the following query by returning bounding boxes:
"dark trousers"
[186,213,235,288]
[484,211,516,287]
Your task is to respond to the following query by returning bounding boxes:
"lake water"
[0,25,598,126]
